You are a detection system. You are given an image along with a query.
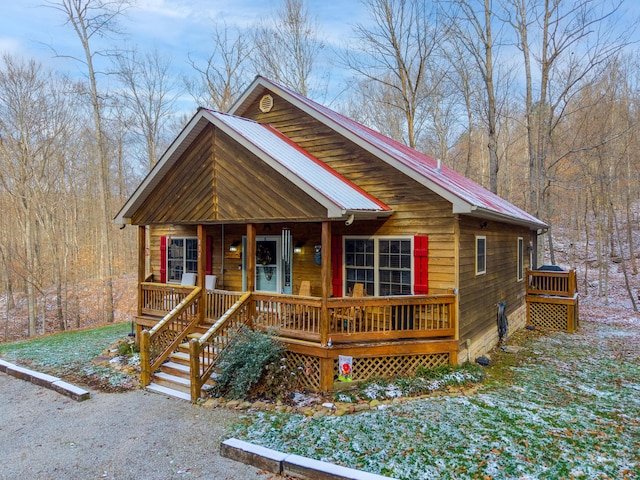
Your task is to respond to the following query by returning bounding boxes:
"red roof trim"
[261,124,391,211]
[249,77,545,229]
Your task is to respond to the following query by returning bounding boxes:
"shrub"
[213,328,301,401]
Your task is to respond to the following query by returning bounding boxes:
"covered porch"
[135,222,458,400]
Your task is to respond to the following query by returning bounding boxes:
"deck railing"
[526,269,577,297]
[327,294,456,342]
[252,293,323,341]
[205,289,245,321]
[139,282,196,317]
[189,292,252,401]
[139,286,201,387]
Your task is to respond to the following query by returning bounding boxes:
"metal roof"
[114,108,391,224]
[230,76,547,230]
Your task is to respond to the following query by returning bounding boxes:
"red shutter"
[160,236,167,283]
[414,235,428,294]
[206,236,213,275]
[331,235,343,297]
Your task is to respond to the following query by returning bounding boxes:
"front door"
[255,236,281,292]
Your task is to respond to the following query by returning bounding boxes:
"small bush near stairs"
[212,328,303,402]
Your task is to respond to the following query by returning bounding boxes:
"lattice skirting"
[333,353,449,384]
[285,350,451,391]
[528,301,569,331]
[284,351,322,391]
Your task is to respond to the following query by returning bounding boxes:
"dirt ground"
[0,373,273,480]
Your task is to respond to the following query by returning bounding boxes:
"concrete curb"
[0,358,90,402]
[221,438,397,480]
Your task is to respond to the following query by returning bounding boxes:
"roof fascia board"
[463,206,548,230]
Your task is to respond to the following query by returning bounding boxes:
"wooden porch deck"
[136,283,458,398]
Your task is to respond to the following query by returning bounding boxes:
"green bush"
[213,328,300,401]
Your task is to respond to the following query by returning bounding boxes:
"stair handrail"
[189,291,252,401]
[140,286,202,387]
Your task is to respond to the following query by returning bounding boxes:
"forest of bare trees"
[1,0,638,340]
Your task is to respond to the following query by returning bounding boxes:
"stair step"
[170,351,190,363]
[155,371,190,386]
[170,351,216,366]
[146,383,191,401]
[162,361,190,376]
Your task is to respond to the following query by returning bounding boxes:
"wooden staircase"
[146,324,216,401]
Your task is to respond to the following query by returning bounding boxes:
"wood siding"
[457,216,531,349]
[241,89,457,294]
[133,128,215,225]
[133,126,327,225]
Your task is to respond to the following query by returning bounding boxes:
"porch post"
[137,225,146,318]
[197,224,206,323]
[320,221,331,346]
[246,223,256,329]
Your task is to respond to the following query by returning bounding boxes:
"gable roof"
[114,108,392,225]
[229,76,547,230]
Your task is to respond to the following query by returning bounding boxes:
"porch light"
[229,241,240,252]
[294,241,304,254]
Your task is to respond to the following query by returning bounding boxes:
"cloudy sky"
[0,0,368,106]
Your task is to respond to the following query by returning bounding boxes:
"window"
[517,237,524,281]
[167,237,198,283]
[476,236,486,275]
[345,237,412,296]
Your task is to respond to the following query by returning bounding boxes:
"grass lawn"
[231,308,640,479]
[0,322,137,390]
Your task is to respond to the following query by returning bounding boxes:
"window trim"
[475,235,487,276]
[517,237,524,282]
[166,236,198,283]
[343,235,413,296]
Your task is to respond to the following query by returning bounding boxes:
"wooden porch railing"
[189,292,252,401]
[205,289,245,321]
[252,293,323,341]
[139,286,201,387]
[139,282,196,317]
[526,269,577,297]
[327,294,456,342]
[249,292,456,344]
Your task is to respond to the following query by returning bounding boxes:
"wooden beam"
[246,223,256,330]
[197,224,206,323]
[246,224,256,292]
[320,221,331,347]
[137,226,146,318]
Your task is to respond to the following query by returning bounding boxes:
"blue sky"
[0,0,368,109]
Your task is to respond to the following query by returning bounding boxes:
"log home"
[115,76,548,401]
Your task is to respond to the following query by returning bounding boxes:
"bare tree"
[253,0,326,98]
[47,0,132,323]
[0,55,78,335]
[342,0,442,149]
[186,21,254,111]
[115,47,178,170]
[443,0,501,193]
[504,0,630,264]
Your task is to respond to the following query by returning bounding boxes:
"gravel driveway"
[0,373,268,480]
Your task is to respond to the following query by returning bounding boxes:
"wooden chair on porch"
[293,281,312,329]
[335,283,365,333]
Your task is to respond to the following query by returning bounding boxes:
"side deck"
[526,269,579,333]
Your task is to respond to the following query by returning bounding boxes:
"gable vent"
[259,94,274,113]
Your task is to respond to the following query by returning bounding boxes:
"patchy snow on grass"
[231,305,640,479]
